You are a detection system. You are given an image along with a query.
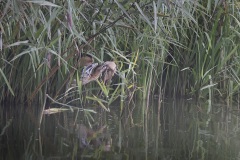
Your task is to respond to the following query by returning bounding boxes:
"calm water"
[1,99,240,160]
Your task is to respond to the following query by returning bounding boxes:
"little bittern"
[81,63,107,85]
[102,61,116,84]
[79,54,94,67]
[79,55,117,85]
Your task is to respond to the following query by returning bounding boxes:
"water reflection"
[1,99,240,159]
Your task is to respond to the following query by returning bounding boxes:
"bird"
[79,54,117,85]
[102,61,117,84]
[81,63,107,85]
[79,54,94,67]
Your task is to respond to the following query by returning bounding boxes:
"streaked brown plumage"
[79,54,94,67]
[79,55,117,85]
[102,61,117,84]
[81,63,107,85]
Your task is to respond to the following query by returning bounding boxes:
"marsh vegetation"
[1,0,240,159]
[1,0,240,105]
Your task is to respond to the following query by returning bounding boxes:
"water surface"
[0,99,240,160]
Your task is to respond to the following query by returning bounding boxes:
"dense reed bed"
[0,0,240,106]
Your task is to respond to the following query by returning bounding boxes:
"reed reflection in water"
[0,99,240,160]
